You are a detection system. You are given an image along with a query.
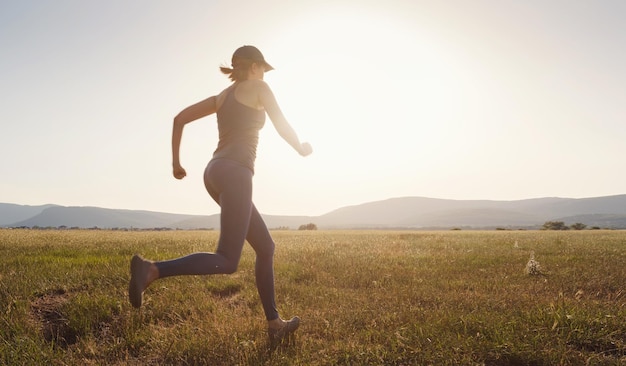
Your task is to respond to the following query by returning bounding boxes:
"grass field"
[1,229,625,365]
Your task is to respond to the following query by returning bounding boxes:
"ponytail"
[219,57,254,82]
[220,66,235,81]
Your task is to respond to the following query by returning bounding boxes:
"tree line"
[541,221,602,230]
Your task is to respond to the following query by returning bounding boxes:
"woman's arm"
[257,81,312,156]
[172,96,217,179]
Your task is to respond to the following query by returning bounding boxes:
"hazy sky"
[1,0,625,216]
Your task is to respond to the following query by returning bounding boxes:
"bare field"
[1,229,625,365]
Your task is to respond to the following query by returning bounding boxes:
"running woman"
[128,45,312,344]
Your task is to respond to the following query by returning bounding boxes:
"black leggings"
[155,158,278,320]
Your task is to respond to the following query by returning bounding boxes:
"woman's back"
[213,82,266,172]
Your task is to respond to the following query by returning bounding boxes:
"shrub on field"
[525,251,542,275]
[298,223,317,230]
[542,221,569,230]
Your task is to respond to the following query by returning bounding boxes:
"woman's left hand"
[173,165,187,180]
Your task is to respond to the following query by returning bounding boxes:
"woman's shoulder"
[215,85,235,109]
[236,80,272,101]
[231,81,269,110]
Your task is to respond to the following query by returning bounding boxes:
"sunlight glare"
[264,7,479,165]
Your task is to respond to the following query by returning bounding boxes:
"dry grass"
[1,229,625,365]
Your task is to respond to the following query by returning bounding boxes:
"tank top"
[213,84,266,172]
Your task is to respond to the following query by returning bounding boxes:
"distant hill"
[0,203,59,226]
[3,205,212,229]
[313,196,626,229]
[2,195,626,229]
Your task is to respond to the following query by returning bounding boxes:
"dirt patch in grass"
[569,337,626,359]
[30,288,77,347]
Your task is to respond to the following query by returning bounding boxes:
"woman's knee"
[254,240,275,260]
[214,252,240,274]
[221,261,238,274]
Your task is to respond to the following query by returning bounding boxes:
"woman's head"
[220,45,273,82]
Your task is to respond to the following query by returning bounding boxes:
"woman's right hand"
[173,164,187,180]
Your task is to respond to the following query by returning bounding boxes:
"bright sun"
[263,6,476,160]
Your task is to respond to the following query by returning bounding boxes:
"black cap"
[232,45,274,71]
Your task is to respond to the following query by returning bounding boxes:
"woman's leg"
[129,159,254,310]
[246,203,300,341]
[245,204,278,320]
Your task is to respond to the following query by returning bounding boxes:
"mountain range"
[2,195,626,230]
